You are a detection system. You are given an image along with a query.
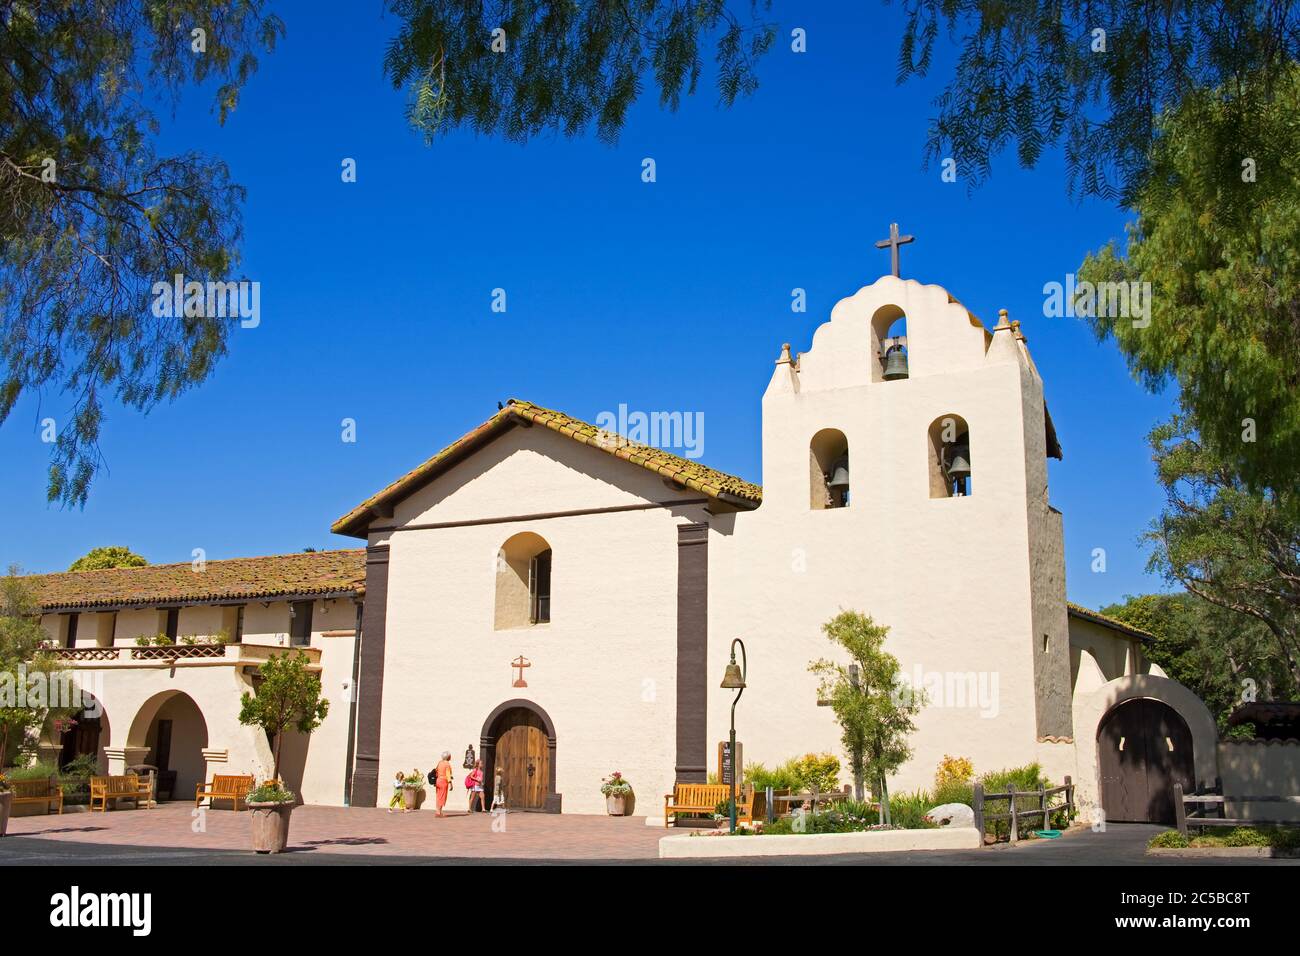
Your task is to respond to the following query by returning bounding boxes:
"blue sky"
[1,2,1176,609]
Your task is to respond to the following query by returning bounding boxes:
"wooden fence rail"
[973,776,1074,845]
[1174,782,1300,836]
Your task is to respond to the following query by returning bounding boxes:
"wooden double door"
[491,707,550,810]
[1097,698,1195,823]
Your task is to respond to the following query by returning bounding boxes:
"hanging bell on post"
[882,343,909,380]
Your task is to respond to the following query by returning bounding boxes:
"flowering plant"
[600,772,632,796]
[0,772,10,793]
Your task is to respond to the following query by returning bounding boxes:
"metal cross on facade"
[875,222,915,277]
[511,655,531,688]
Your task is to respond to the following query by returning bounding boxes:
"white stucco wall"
[373,423,712,815]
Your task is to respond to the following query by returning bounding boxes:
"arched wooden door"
[1097,698,1195,823]
[493,707,550,810]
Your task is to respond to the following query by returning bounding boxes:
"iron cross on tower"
[875,222,915,277]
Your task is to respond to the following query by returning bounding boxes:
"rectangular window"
[529,550,552,624]
[290,600,314,646]
[164,607,179,641]
[64,612,79,649]
[235,605,245,644]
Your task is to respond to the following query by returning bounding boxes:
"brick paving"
[3,802,665,861]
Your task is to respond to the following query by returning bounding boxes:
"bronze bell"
[946,441,972,482]
[882,344,909,380]
[827,456,850,492]
[720,659,746,690]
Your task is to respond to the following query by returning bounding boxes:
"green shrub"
[1221,826,1272,847]
[888,790,940,829]
[932,778,974,807]
[744,759,802,793]
[4,761,60,781]
[978,763,1052,841]
[1148,829,1190,848]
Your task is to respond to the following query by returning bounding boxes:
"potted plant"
[600,771,632,815]
[401,771,424,810]
[246,781,296,853]
[0,773,11,836]
[237,650,329,853]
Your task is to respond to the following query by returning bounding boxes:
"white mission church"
[26,271,1229,824]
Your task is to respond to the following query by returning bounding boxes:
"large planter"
[0,791,11,837]
[248,801,294,854]
[606,793,628,816]
[402,786,422,811]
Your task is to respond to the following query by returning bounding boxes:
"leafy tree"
[892,1,1300,202]
[1,1,283,506]
[238,651,329,781]
[1132,415,1300,698]
[1101,591,1288,734]
[1078,65,1300,498]
[68,547,148,572]
[383,0,776,145]
[0,569,70,766]
[810,610,923,818]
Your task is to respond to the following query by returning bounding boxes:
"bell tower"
[710,270,1074,787]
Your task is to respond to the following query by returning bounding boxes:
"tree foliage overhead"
[1140,415,1300,696]
[384,0,776,145]
[1,1,283,507]
[68,546,148,572]
[893,0,1300,202]
[1078,63,1300,497]
[1101,591,1288,733]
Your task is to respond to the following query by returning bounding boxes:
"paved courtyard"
[2,804,1297,865]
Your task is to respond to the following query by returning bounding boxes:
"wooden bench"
[664,783,753,827]
[10,776,63,815]
[195,774,254,811]
[89,774,150,812]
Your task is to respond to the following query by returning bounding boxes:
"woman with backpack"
[465,758,486,814]
[432,750,454,816]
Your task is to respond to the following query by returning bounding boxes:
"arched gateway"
[480,699,560,812]
[1097,697,1195,824]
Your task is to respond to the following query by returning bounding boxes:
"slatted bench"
[89,774,150,812]
[11,776,63,815]
[664,783,753,827]
[196,774,254,811]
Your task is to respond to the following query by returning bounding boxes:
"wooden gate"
[1097,698,1195,823]
[493,707,549,810]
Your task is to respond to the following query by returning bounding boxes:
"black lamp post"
[719,638,747,834]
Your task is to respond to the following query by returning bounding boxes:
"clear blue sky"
[1,2,1176,609]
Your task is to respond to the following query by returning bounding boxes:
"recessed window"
[495,532,553,629]
[928,414,972,497]
[290,600,314,646]
[809,428,850,509]
[64,612,79,648]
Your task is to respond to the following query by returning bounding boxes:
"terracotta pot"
[402,786,421,811]
[606,794,627,816]
[248,801,294,854]
[0,791,11,837]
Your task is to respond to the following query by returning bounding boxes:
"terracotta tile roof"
[1067,602,1153,643]
[26,550,365,612]
[331,399,763,537]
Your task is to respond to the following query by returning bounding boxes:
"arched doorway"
[128,692,209,802]
[480,699,560,812]
[57,693,110,774]
[1097,698,1195,823]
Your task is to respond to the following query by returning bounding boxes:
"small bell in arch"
[826,454,850,508]
[463,744,476,769]
[944,439,971,496]
[882,342,909,380]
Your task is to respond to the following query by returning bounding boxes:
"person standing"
[434,750,454,816]
[465,759,486,814]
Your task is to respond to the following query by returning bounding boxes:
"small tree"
[68,547,148,572]
[0,568,70,766]
[238,651,329,782]
[810,611,923,821]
